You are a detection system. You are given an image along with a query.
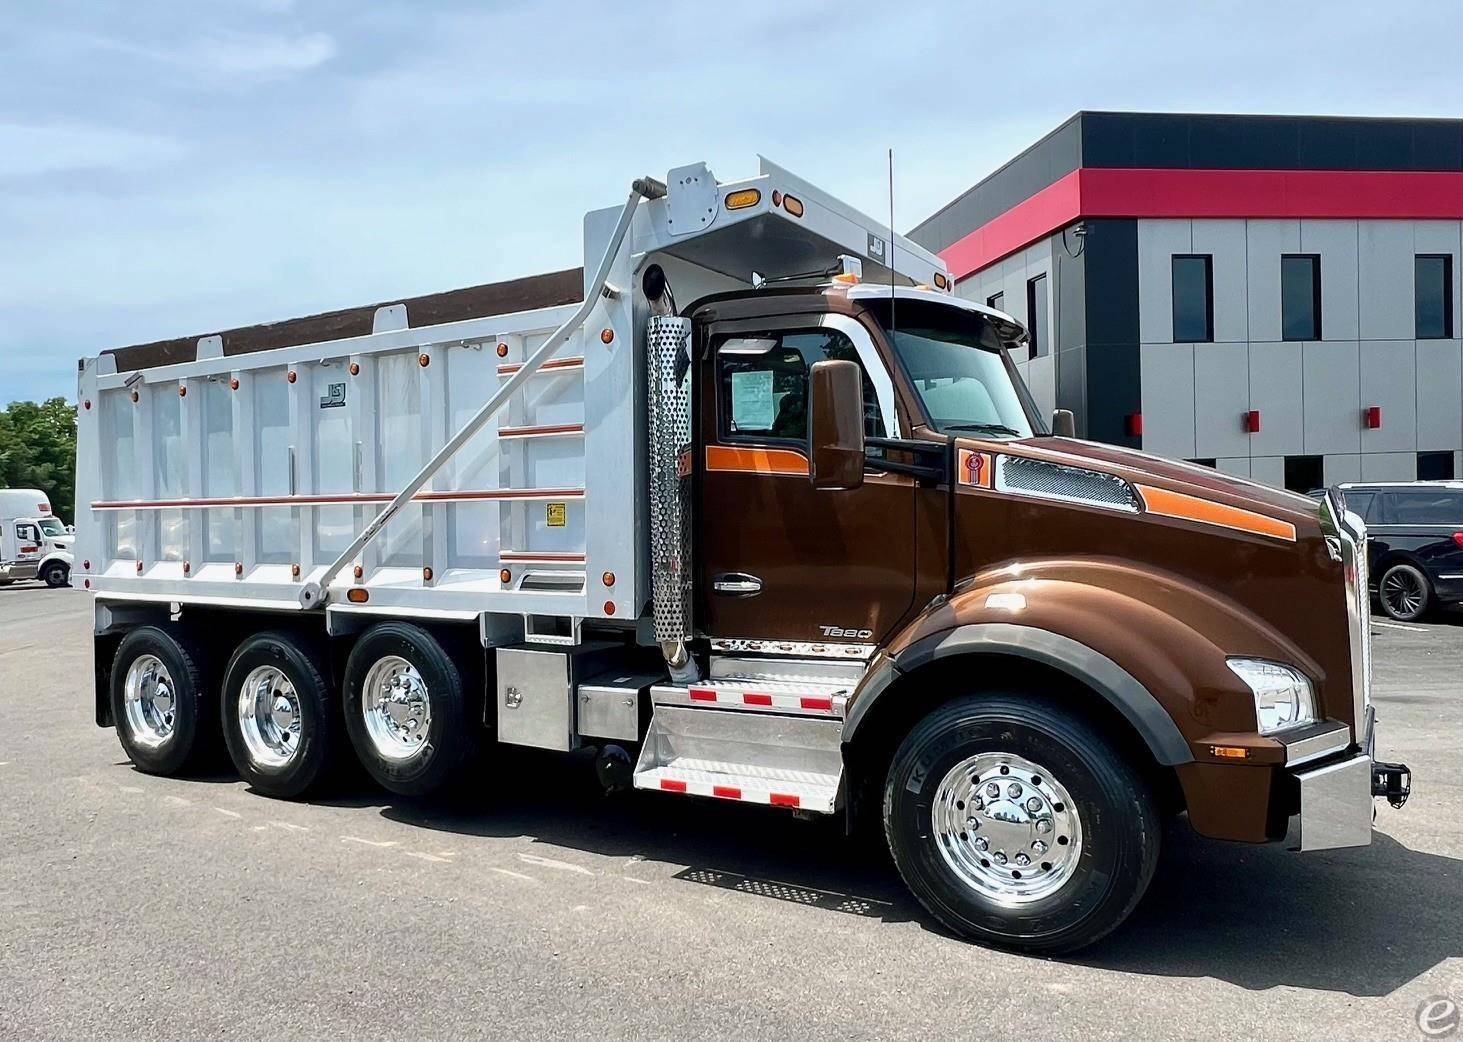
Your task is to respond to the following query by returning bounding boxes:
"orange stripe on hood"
[1136,484,1297,542]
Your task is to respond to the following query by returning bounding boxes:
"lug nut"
[992,851,1008,865]
[1025,796,1043,814]
[985,782,1000,799]
[965,817,979,830]
[1014,853,1031,867]
[1007,782,1023,798]
[1035,818,1053,834]
[1032,840,1048,854]
[974,836,989,852]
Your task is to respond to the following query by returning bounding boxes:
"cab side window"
[16,523,39,545]
[716,329,884,444]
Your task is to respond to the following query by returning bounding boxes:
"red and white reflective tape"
[655,775,808,810]
[678,684,842,716]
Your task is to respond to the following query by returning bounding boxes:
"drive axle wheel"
[884,691,1159,955]
[221,632,338,799]
[343,623,475,796]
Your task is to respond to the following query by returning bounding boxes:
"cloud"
[0,123,187,179]
[190,32,336,77]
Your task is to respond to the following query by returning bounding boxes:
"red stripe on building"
[941,168,1463,281]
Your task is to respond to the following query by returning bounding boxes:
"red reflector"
[799,696,833,712]
[712,785,742,800]
[1453,532,1463,549]
[743,692,773,706]
[688,688,716,702]
[1244,409,1262,433]
[660,779,688,793]
[769,793,801,808]
[1126,412,1143,438]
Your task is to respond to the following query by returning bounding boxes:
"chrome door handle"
[712,572,762,597]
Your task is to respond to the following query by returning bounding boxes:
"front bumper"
[1290,708,1411,851]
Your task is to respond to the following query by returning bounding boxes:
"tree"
[0,398,77,522]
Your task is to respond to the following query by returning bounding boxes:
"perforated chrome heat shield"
[647,315,697,680]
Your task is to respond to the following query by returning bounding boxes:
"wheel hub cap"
[931,752,1084,907]
[362,656,431,762]
[238,665,301,769]
[122,654,177,751]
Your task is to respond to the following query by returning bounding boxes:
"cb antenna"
[888,147,896,339]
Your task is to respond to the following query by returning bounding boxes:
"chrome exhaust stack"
[644,274,699,684]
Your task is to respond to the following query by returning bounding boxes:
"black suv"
[1333,482,1463,621]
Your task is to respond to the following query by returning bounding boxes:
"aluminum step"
[632,704,843,815]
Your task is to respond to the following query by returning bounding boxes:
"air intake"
[997,456,1140,513]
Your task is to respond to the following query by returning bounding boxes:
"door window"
[1383,490,1463,524]
[16,523,39,548]
[716,329,885,444]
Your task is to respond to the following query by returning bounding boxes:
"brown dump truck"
[77,162,1410,953]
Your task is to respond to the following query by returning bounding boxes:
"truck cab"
[0,489,73,587]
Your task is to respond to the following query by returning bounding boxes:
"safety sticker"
[546,502,566,527]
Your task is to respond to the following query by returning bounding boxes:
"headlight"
[1227,658,1316,734]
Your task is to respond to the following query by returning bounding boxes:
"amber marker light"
[1210,745,1250,760]
[178,384,187,397]
[234,562,244,576]
[230,378,240,391]
[418,353,430,367]
[286,370,297,383]
[780,193,804,218]
[353,564,363,580]
[602,571,615,588]
[422,567,433,582]
[349,362,360,376]
[832,272,859,285]
[603,600,616,616]
[933,272,950,290]
[347,588,369,604]
[496,343,509,358]
[724,188,761,210]
[291,563,301,578]
[499,568,512,584]
[600,328,615,344]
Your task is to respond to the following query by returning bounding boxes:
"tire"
[110,626,212,776]
[1378,562,1431,622]
[41,561,69,588]
[343,622,475,796]
[221,631,339,799]
[883,691,1160,955]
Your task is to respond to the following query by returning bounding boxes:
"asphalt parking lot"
[2,587,1460,1041]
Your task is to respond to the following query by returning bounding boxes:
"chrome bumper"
[1291,708,1410,852]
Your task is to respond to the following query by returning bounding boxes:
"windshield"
[38,518,66,536]
[865,299,1036,438]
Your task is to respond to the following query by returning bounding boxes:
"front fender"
[853,556,1322,761]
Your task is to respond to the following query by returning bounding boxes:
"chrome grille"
[1323,490,1371,736]
[996,456,1140,513]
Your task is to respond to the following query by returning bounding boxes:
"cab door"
[696,314,917,646]
[11,521,42,579]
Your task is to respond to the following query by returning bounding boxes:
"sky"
[4,0,1463,404]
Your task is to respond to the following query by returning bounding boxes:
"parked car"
[1332,481,1463,621]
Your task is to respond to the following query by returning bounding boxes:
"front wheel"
[883,692,1160,955]
[41,560,69,588]
[1378,562,1431,621]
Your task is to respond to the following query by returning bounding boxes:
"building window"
[1171,255,1213,343]
[1281,254,1322,341]
[1416,255,1454,339]
[986,291,1004,312]
[1417,450,1456,481]
[1283,455,1324,494]
[1025,274,1047,360]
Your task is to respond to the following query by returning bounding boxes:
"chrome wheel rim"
[1381,568,1425,618]
[931,752,1083,907]
[361,656,431,762]
[123,654,177,750]
[237,665,302,769]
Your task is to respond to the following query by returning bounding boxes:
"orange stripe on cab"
[1135,484,1296,542]
[704,445,809,476]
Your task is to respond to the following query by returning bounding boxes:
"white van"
[0,488,74,587]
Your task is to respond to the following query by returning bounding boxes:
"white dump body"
[74,157,947,629]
